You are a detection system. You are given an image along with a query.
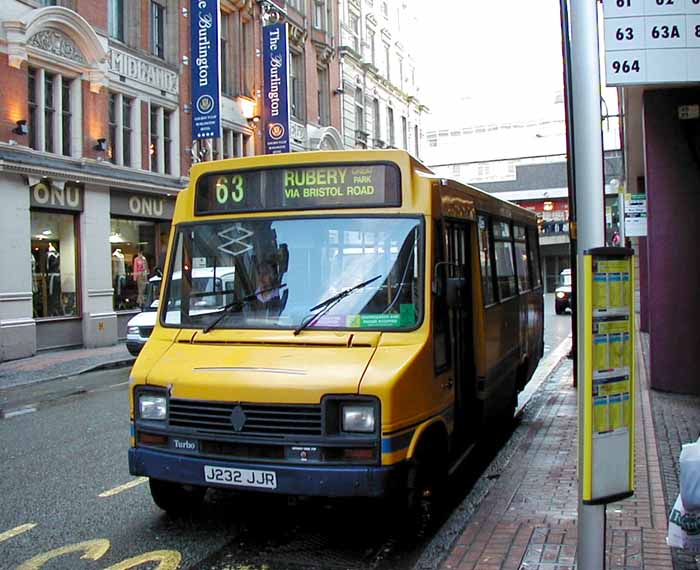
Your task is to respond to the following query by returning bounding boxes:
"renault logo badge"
[230,405,246,432]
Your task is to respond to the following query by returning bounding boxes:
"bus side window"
[433,221,449,372]
[493,221,516,300]
[528,228,542,288]
[513,225,530,293]
[477,215,495,305]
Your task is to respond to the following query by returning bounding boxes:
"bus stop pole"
[568,0,607,568]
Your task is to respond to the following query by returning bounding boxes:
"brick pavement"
[441,324,674,570]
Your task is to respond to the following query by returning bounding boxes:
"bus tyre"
[148,478,206,515]
[402,440,447,532]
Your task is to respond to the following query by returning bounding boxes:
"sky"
[414,0,567,128]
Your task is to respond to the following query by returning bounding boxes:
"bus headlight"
[139,394,167,420]
[342,405,375,433]
[127,326,140,335]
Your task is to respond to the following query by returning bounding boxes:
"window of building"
[398,55,403,87]
[493,221,516,300]
[31,210,79,318]
[384,43,391,80]
[414,124,419,157]
[163,112,172,175]
[314,0,327,30]
[111,218,170,311]
[290,50,305,121]
[28,68,38,150]
[108,0,124,41]
[220,11,230,95]
[367,28,376,65]
[387,106,395,146]
[477,216,495,305]
[151,1,165,59]
[355,87,365,146]
[44,71,55,153]
[150,105,158,172]
[401,116,407,149]
[288,0,304,13]
[372,98,381,142]
[108,93,117,164]
[381,1,388,17]
[317,65,330,126]
[108,92,134,166]
[122,97,132,166]
[28,68,77,156]
[149,104,175,175]
[349,11,360,52]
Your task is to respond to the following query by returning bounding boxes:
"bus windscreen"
[195,163,401,215]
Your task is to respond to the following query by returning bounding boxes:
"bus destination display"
[195,163,401,214]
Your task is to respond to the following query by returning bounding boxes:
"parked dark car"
[555,268,572,315]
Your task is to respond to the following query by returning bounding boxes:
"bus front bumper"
[129,447,407,498]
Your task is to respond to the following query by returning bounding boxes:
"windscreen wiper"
[201,284,287,334]
[293,275,381,336]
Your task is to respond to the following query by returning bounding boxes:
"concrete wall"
[0,173,35,360]
[643,88,700,394]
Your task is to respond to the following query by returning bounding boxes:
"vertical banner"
[190,0,221,141]
[262,22,291,154]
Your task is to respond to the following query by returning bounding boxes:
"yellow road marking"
[103,550,182,570]
[99,477,148,498]
[0,523,36,544]
[17,539,110,570]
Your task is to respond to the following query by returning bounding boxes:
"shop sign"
[110,190,175,220]
[262,22,291,154]
[30,181,83,212]
[190,0,222,140]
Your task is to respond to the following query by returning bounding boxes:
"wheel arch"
[405,417,449,461]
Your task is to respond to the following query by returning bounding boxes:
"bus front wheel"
[149,478,206,515]
[402,436,448,530]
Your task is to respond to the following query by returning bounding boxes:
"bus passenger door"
[445,220,478,452]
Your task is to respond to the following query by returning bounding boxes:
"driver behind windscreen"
[252,260,284,316]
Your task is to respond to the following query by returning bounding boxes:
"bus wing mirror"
[446,277,466,307]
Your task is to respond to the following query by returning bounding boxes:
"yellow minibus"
[128,150,543,515]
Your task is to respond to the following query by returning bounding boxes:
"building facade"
[337,0,423,155]
[262,0,344,152]
[0,0,263,361]
[422,92,623,292]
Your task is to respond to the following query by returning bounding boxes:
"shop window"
[111,218,163,311]
[31,211,78,318]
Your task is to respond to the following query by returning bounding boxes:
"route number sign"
[603,0,700,85]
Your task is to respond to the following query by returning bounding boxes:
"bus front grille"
[168,399,323,439]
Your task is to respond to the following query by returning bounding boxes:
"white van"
[125,268,235,355]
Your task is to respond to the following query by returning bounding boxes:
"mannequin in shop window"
[46,243,61,316]
[134,251,150,307]
[112,248,126,309]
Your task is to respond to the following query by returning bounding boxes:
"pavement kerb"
[0,356,135,393]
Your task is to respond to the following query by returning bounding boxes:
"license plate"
[203,465,277,489]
